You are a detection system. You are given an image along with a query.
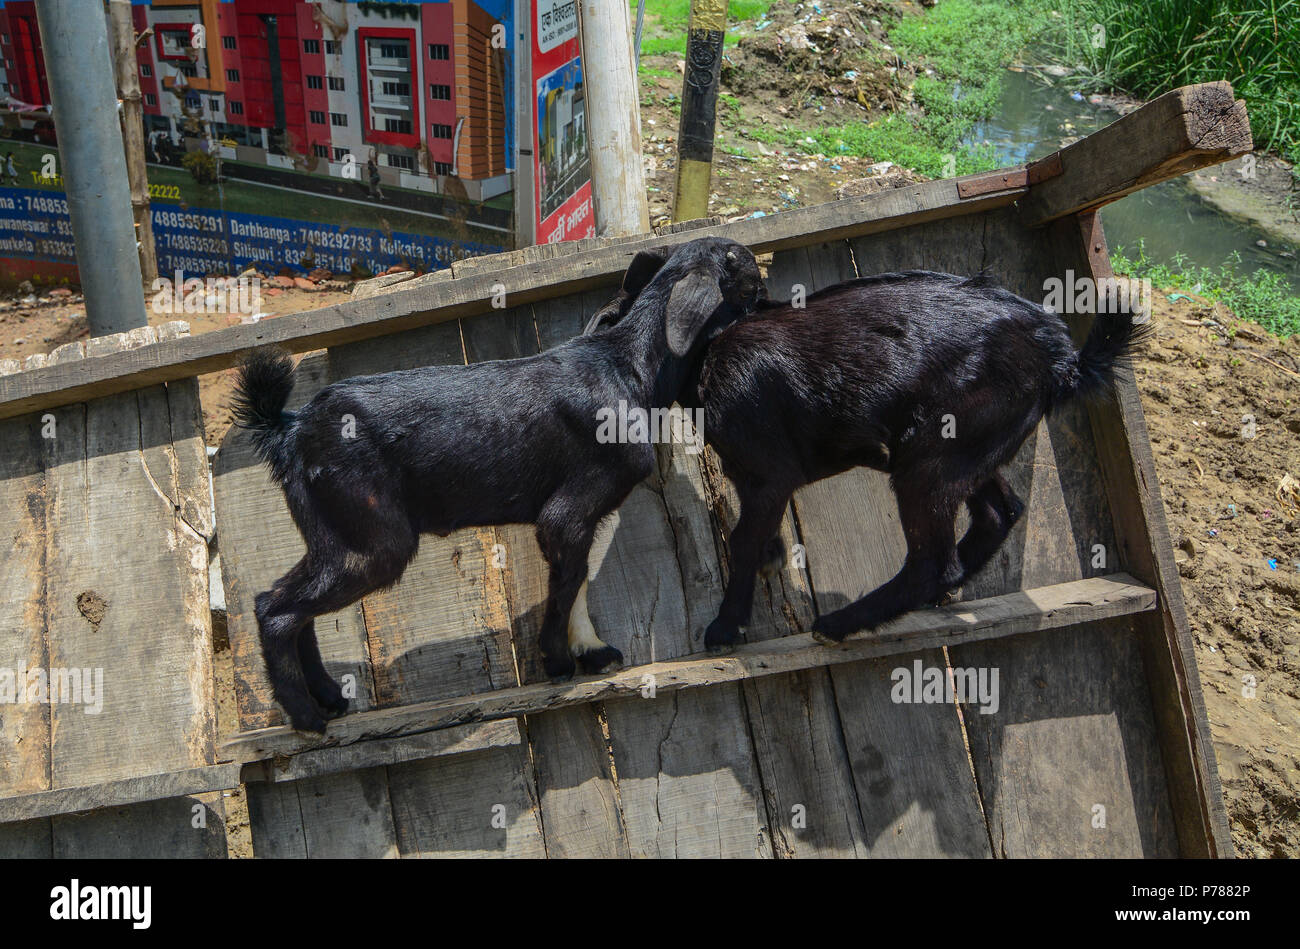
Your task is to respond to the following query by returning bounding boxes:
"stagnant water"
[969,69,1300,293]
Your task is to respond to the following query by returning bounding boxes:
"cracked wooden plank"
[702,243,872,858]
[0,329,225,857]
[221,574,1157,762]
[1020,81,1252,227]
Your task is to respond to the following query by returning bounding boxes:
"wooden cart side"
[1056,212,1233,856]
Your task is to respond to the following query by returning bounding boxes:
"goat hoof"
[289,712,329,737]
[810,615,850,646]
[321,695,349,719]
[577,645,624,675]
[936,587,962,608]
[544,655,576,683]
[703,617,740,652]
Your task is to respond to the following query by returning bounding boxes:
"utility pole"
[672,0,728,222]
[34,0,147,335]
[109,0,158,287]
[578,0,649,237]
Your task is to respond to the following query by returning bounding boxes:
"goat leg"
[297,620,349,719]
[706,488,789,653]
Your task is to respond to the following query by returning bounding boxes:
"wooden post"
[671,0,728,222]
[578,0,649,237]
[108,0,158,286]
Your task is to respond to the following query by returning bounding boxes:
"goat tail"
[232,348,298,477]
[1057,308,1154,401]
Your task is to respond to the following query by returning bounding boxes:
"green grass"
[1113,239,1300,337]
[783,0,1049,172]
[1031,0,1300,162]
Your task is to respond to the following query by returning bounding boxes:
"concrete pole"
[35,0,147,335]
[578,0,649,237]
[109,0,158,287]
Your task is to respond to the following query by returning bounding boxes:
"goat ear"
[582,294,625,335]
[623,246,672,295]
[665,271,724,357]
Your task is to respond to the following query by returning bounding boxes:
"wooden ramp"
[0,82,1248,857]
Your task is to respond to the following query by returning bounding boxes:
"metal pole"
[634,0,646,65]
[34,0,147,335]
[578,0,649,237]
[108,0,158,287]
[672,0,728,223]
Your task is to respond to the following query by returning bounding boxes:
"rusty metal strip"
[957,168,1029,198]
[1027,150,1064,185]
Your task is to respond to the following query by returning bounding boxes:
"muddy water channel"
[970,68,1300,293]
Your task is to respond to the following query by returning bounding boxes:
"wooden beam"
[0,720,520,825]
[0,176,1022,422]
[1062,212,1232,856]
[1021,81,1252,227]
[225,574,1156,763]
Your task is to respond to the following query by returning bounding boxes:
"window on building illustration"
[377,42,408,60]
[227,69,240,83]
[210,98,221,113]
[386,154,415,171]
[381,81,410,99]
[429,43,450,60]
[324,40,341,55]
[330,113,348,127]
[140,63,152,78]
[177,61,197,77]
[304,39,321,54]
[144,93,157,106]
[229,101,243,115]
[429,84,451,100]
[307,74,322,90]
[384,117,412,134]
[313,144,329,158]
[222,35,236,50]
[431,123,452,139]
[328,76,345,91]
[333,146,350,161]
[433,161,452,175]
[309,110,326,124]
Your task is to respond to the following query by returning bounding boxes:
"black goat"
[588,263,1149,651]
[232,236,764,733]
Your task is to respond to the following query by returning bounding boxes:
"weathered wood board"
[0,327,223,857]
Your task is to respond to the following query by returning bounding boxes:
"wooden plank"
[315,310,545,859]
[0,177,1025,422]
[222,574,1157,762]
[1060,211,1231,855]
[701,243,870,858]
[32,327,221,858]
[1021,81,1252,227]
[462,296,629,859]
[795,229,991,856]
[0,720,521,824]
[927,210,1181,856]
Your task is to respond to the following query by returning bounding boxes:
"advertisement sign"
[0,0,518,282]
[531,0,592,244]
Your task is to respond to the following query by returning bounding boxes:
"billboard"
[0,0,526,283]
[531,0,591,244]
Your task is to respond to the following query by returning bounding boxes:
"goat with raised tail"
[232,236,764,733]
[587,263,1151,652]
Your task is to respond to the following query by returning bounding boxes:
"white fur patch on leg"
[568,579,609,657]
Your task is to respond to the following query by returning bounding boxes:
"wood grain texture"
[1020,81,1251,227]
[0,327,221,856]
[1058,211,1231,855]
